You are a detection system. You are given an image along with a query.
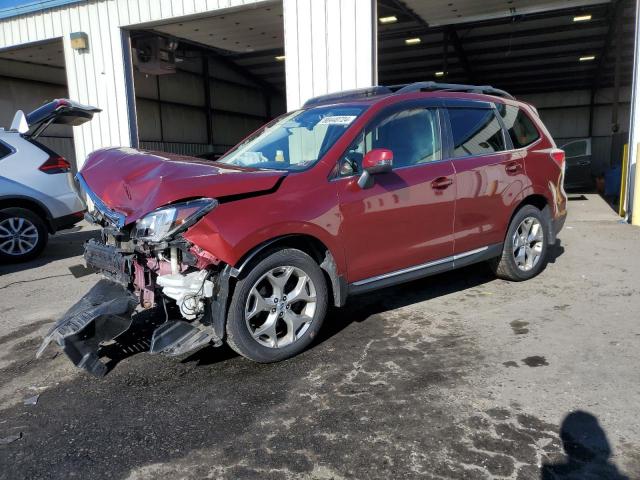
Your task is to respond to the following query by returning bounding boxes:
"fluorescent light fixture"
[573,14,592,22]
[435,71,445,77]
[405,37,421,45]
[579,55,596,61]
[275,55,286,61]
[379,15,398,24]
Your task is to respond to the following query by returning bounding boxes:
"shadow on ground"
[0,228,99,276]
[541,411,630,480]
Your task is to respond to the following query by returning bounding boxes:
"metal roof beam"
[448,28,473,83]
[589,0,625,135]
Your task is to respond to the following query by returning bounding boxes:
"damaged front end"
[37,175,233,376]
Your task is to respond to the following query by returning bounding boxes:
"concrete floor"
[0,193,639,480]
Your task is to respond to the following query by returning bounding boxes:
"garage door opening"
[0,39,78,168]
[377,0,635,211]
[127,2,286,159]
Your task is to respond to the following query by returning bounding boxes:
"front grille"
[84,239,132,286]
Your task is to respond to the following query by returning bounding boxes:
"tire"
[490,205,551,282]
[0,207,48,263]
[226,248,328,363]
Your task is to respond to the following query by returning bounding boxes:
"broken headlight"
[132,198,217,243]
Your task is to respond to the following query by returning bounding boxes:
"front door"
[335,106,456,283]
[561,138,593,188]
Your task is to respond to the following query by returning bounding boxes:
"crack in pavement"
[0,273,72,290]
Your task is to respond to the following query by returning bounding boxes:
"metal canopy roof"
[227,0,633,96]
[400,0,613,26]
[375,0,634,94]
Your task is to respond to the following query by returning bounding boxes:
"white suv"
[0,99,100,262]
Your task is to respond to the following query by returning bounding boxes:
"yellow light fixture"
[435,71,445,77]
[579,55,596,61]
[573,14,592,22]
[275,55,286,62]
[379,15,398,24]
[405,37,421,46]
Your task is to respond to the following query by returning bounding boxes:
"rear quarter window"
[448,108,506,158]
[498,104,540,149]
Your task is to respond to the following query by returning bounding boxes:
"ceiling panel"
[402,0,611,26]
[152,3,283,54]
[0,40,65,68]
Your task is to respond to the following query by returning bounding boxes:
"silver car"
[0,99,100,262]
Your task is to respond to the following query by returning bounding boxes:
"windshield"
[217,105,366,171]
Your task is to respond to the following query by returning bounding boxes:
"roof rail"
[303,86,393,107]
[392,81,515,100]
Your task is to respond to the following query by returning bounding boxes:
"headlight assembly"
[132,198,217,243]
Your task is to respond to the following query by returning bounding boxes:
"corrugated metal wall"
[0,56,77,166]
[0,0,269,168]
[283,0,376,110]
[520,87,632,175]
[134,52,283,156]
[0,0,378,165]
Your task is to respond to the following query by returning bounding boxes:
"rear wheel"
[0,207,48,263]
[226,248,328,363]
[490,205,550,281]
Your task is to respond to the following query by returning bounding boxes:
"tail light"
[550,149,565,169]
[39,155,71,174]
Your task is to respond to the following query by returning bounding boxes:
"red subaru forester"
[38,82,567,376]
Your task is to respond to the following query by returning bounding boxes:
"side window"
[562,139,590,158]
[498,104,540,149]
[339,108,441,176]
[448,108,506,158]
[0,141,11,160]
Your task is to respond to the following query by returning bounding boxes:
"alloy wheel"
[0,217,39,256]
[512,216,544,272]
[244,265,317,348]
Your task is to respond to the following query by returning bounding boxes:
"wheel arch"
[0,196,54,233]
[508,193,556,243]
[232,234,347,308]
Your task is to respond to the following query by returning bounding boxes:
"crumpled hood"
[80,147,286,223]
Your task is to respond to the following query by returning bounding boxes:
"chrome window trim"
[76,173,126,228]
[352,246,489,286]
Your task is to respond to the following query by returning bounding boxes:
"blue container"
[604,165,621,197]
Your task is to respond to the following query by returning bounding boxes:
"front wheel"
[226,248,328,363]
[490,205,551,281]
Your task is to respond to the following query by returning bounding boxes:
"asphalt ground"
[1,193,639,480]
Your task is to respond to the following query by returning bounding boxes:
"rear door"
[335,104,456,283]
[445,101,526,254]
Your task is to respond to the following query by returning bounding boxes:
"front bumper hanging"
[36,279,137,377]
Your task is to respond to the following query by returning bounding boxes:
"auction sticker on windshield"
[318,115,357,126]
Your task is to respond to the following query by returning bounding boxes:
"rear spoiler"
[11,99,101,139]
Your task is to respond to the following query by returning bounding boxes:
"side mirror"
[358,148,393,189]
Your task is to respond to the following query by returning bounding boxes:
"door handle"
[506,162,521,173]
[431,177,453,190]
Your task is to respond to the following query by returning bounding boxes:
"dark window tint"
[498,104,540,148]
[0,142,12,159]
[339,108,441,176]
[448,108,505,158]
[562,139,589,158]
